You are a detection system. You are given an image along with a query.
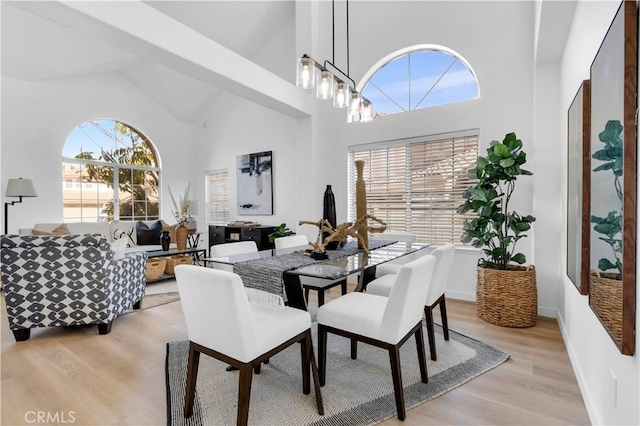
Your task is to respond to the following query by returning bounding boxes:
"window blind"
[348,134,478,245]
[205,169,230,224]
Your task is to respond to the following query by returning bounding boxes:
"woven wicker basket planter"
[162,255,192,275]
[146,258,167,281]
[589,270,622,344]
[476,263,537,328]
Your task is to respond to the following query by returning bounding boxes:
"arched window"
[360,45,479,118]
[62,119,160,222]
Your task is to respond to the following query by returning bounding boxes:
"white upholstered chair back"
[274,235,308,249]
[425,244,455,306]
[379,255,435,344]
[175,265,256,362]
[209,241,258,271]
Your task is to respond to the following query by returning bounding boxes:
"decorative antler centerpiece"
[299,215,387,256]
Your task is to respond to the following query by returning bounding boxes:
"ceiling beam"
[10,0,312,119]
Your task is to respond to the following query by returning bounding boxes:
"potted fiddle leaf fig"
[457,132,537,327]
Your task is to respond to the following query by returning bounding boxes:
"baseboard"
[557,312,599,425]
[447,291,557,319]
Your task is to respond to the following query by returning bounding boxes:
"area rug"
[165,323,509,425]
[142,279,180,309]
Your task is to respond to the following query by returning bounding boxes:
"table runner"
[233,239,393,298]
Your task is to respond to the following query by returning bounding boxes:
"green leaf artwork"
[591,120,623,277]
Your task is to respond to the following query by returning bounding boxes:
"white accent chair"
[316,255,436,421]
[367,244,455,361]
[209,241,258,271]
[275,235,347,306]
[373,232,418,277]
[175,265,324,426]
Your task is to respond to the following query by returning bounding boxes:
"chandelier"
[295,1,373,123]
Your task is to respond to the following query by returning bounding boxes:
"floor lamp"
[4,178,38,234]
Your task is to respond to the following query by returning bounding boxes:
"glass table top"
[204,240,430,280]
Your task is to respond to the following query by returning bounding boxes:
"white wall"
[1,73,196,234]
[304,1,536,305]
[195,14,302,232]
[558,2,639,425]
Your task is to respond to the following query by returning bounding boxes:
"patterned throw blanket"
[233,239,393,298]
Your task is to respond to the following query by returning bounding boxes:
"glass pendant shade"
[333,82,350,108]
[360,100,373,123]
[316,70,334,99]
[296,56,316,89]
[347,92,361,122]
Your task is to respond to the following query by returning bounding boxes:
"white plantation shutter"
[206,169,229,224]
[348,132,478,244]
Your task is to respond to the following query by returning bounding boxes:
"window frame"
[347,130,479,245]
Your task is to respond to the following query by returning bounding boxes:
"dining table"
[203,238,431,311]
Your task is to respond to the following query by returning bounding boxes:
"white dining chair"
[209,241,258,271]
[275,235,347,306]
[316,255,436,421]
[175,265,324,426]
[372,232,418,277]
[367,244,455,361]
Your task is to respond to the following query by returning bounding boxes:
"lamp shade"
[296,56,316,90]
[347,92,362,123]
[333,82,350,108]
[5,178,37,197]
[316,70,334,100]
[360,100,374,123]
[187,200,200,215]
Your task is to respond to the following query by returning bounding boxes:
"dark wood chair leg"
[415,323,429,383]
[340,279,347,295]
[301,336,310,395]
[318,289,325,306]
[318,325,327,386]
[440,297,450,341]
[12,328,30,342]
[388,345,406,421]
[351,339,358,359]
[237,364,253,426]
[304,287,310,303]
[253,364,261,374]
[133,300,141,310]
[307,331,324,415]
[184,342,201,418]
[97,322,112,335]
[424,305,437,361]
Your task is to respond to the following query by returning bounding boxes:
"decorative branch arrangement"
[168,182,192,226]
[299,214,387,256]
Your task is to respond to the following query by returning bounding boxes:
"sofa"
[0,234,148,341]
[19,220,178,252]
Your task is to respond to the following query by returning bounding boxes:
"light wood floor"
[1,286,591,426]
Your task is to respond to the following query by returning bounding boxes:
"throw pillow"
[110,237,128,260]
[32,224,70,236]
[136,220,162,245]
[160,220,177,242]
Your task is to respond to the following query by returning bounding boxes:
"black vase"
[322,185,339,250]
[161,231,171,251]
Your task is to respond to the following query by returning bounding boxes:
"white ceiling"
[2,1,575,123]
[1,1,295,123]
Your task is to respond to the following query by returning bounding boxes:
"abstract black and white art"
[236,150,273,215]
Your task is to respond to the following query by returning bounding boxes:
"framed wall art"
[567,80,590,295]
[588,0,637,355]
[236,150,273,215]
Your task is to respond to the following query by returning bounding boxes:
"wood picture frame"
[588,0,637,355]
[567,80,590,295]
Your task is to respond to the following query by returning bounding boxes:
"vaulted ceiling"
[1,1,295,123]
